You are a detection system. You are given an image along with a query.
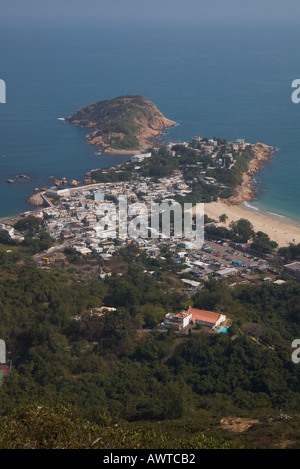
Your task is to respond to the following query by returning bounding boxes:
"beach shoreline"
[204,200,300,247]
[202,141,300,247]
[1,140,299,248]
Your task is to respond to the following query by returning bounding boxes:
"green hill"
[66,95,176,153]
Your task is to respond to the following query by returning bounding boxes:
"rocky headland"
[227,142,276,204]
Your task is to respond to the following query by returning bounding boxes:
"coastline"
[2,140,300,248]
[227,142,275,204]
[204,142,300,247]
[204,201,300,247]
[86,126,176,155]
[3,199,299,248]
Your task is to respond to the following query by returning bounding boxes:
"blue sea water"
[0,23,299,220]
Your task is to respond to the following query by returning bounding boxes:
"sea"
[0,22,299,221]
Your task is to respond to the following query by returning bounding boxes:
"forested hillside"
[1,246,300,449]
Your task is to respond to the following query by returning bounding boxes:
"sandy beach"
[202,142,300,248]
[204,200,300,247]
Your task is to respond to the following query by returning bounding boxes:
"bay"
[0,23,299,220]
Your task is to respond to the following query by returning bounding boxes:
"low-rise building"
[284,262,300,279]
[215,267,238,277]
[73,246,92,255]
[162,306,226,330]
[180,279,201,291]
[185,306,226,328]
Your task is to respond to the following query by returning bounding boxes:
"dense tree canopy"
[1,241,300,448]
[229,218,255,243]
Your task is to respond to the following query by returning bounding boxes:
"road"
[32,240,72,262]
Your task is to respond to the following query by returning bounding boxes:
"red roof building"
[173,306,226,328]
[162,306,226,330]
[185,306,226,327]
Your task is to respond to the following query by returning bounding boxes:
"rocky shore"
[227,142,276,205]
[6,174,30,184]
[26,178,81,208]
[27,192,45,207]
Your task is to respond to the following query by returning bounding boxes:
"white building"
[162,312,192,329]
[0,224,14,237]
[180,279,201,291]
[131,152,152,164]
[215,267,238,277]
[162,306,226,330]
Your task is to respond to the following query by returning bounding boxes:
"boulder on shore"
[27,192,45,207]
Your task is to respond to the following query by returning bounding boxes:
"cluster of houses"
[37,179,271,285]
[173,242,271,287]
[189,136,251,169]
[1,137,291,289]
[43,135,251,210]
[35,167,196,258]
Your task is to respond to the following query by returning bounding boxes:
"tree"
[219,214,228,223]
[244,323,266,342]
[228,323,239,336]
[138,304,165,328]
[278,243,300,261]
[14,215,42,234]
[0,230,12,245]
[229,218,255,243]
[251,231,278,254]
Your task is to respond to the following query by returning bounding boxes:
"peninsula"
[66,95,176,154]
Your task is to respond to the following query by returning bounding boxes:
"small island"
[65,95,176,154]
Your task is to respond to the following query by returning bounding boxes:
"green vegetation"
[12,215,55,254]
[14,215,42,233]
[171,144,257,200]
[234,146,255,173]
[1,242,300,448]
[205,219,278,254]
[219,214,228,223]
[0,230,13,245]
[0,138,296,448]
[107,133,140,150]
[278,243,300,261]
[140,154,179,179]
[207,166,243,188]
[205,224,232,240]
[0,404,242,449]
[251,231,278,254]
[91,168,133,183]
[67,95,175,151]
[229,218,255,243]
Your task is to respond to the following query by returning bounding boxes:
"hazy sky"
[1,0,300,28]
